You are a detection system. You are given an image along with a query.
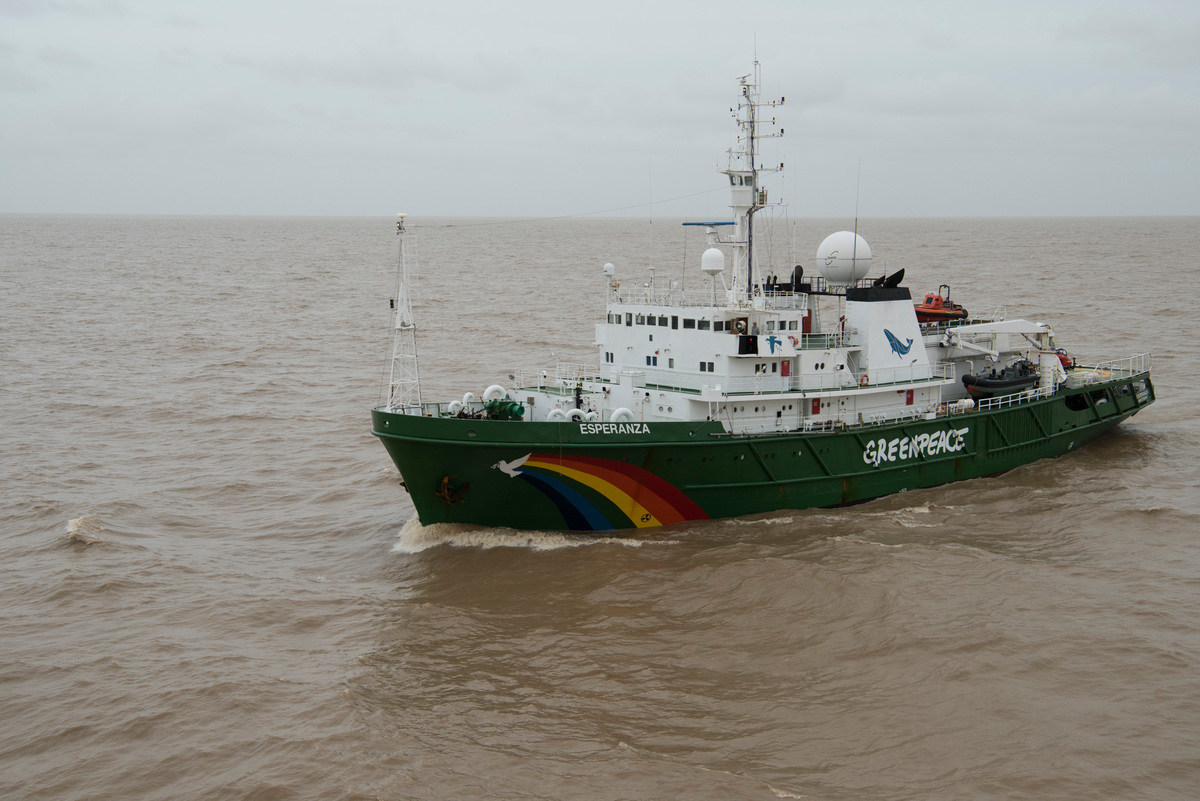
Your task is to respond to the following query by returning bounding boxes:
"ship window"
[700,362,708,372]
[683,318,696,329]
[698,319,710,330]
[767,320,775,331]
[708,361,714,372]
[789,320,799,330]
[668,358,674,369]
[625,313,632,326]
[636,314,646,325]
[647,315,657,326]
[772,362,777,373]
[607,313,614,324]
[714,321,725,332]
[652,356,658,366]
[659,315,668,326]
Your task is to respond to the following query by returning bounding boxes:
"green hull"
[372,373,1154,532]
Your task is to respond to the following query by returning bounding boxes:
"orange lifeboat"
[915,284,968,324]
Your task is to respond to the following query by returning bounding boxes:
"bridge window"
[658,315,668,326]
[636,314,646,325]
[647,315,657,326]
[683,319,696,329]
[698,320,710,330]
[625,313,632,326]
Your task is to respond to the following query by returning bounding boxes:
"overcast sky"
[3,0,1198,217]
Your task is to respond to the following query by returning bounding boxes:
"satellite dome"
[816,231,872,286]
[700,247,725,275]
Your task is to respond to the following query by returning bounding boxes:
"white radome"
[816,231,872,286]
[700,247,725,275]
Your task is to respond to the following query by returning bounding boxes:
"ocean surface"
[2,214,1198,800]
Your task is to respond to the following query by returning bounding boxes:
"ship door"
[781,360,791,378]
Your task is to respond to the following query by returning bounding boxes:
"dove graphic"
[493,454,531,477]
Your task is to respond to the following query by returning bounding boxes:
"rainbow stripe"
[515,454,708,530]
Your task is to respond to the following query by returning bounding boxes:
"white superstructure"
[393,64,1093,435]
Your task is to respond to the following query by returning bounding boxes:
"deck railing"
[971,384,1055,411]
[1086,352,1151,377]
[608,285,811,313]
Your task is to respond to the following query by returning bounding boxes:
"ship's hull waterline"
[373,371,1153,532]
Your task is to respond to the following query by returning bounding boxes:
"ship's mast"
[723,62,784,303]
[386,213,422,410]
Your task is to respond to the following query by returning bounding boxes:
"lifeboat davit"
[915,284,969,324]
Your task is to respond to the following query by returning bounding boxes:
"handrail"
[608,286,810,312]
[972,384,1055,411]
[1080,352,1151,377]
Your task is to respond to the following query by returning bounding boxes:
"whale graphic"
[884,329,914,357]
[765,334,781,354]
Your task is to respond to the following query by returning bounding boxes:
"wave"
[391,515,664,553]
[65,515,108,545]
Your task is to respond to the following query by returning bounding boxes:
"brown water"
[2,214,1197,800]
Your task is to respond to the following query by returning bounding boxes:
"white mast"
[386,213,422,411]
[722,61,784,304]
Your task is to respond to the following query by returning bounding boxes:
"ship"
[371,63,1155,533]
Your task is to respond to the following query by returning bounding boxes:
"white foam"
[391,515,661,553]
[831,535,904,548]
[722,514,796,526]
[66,515,107,544]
